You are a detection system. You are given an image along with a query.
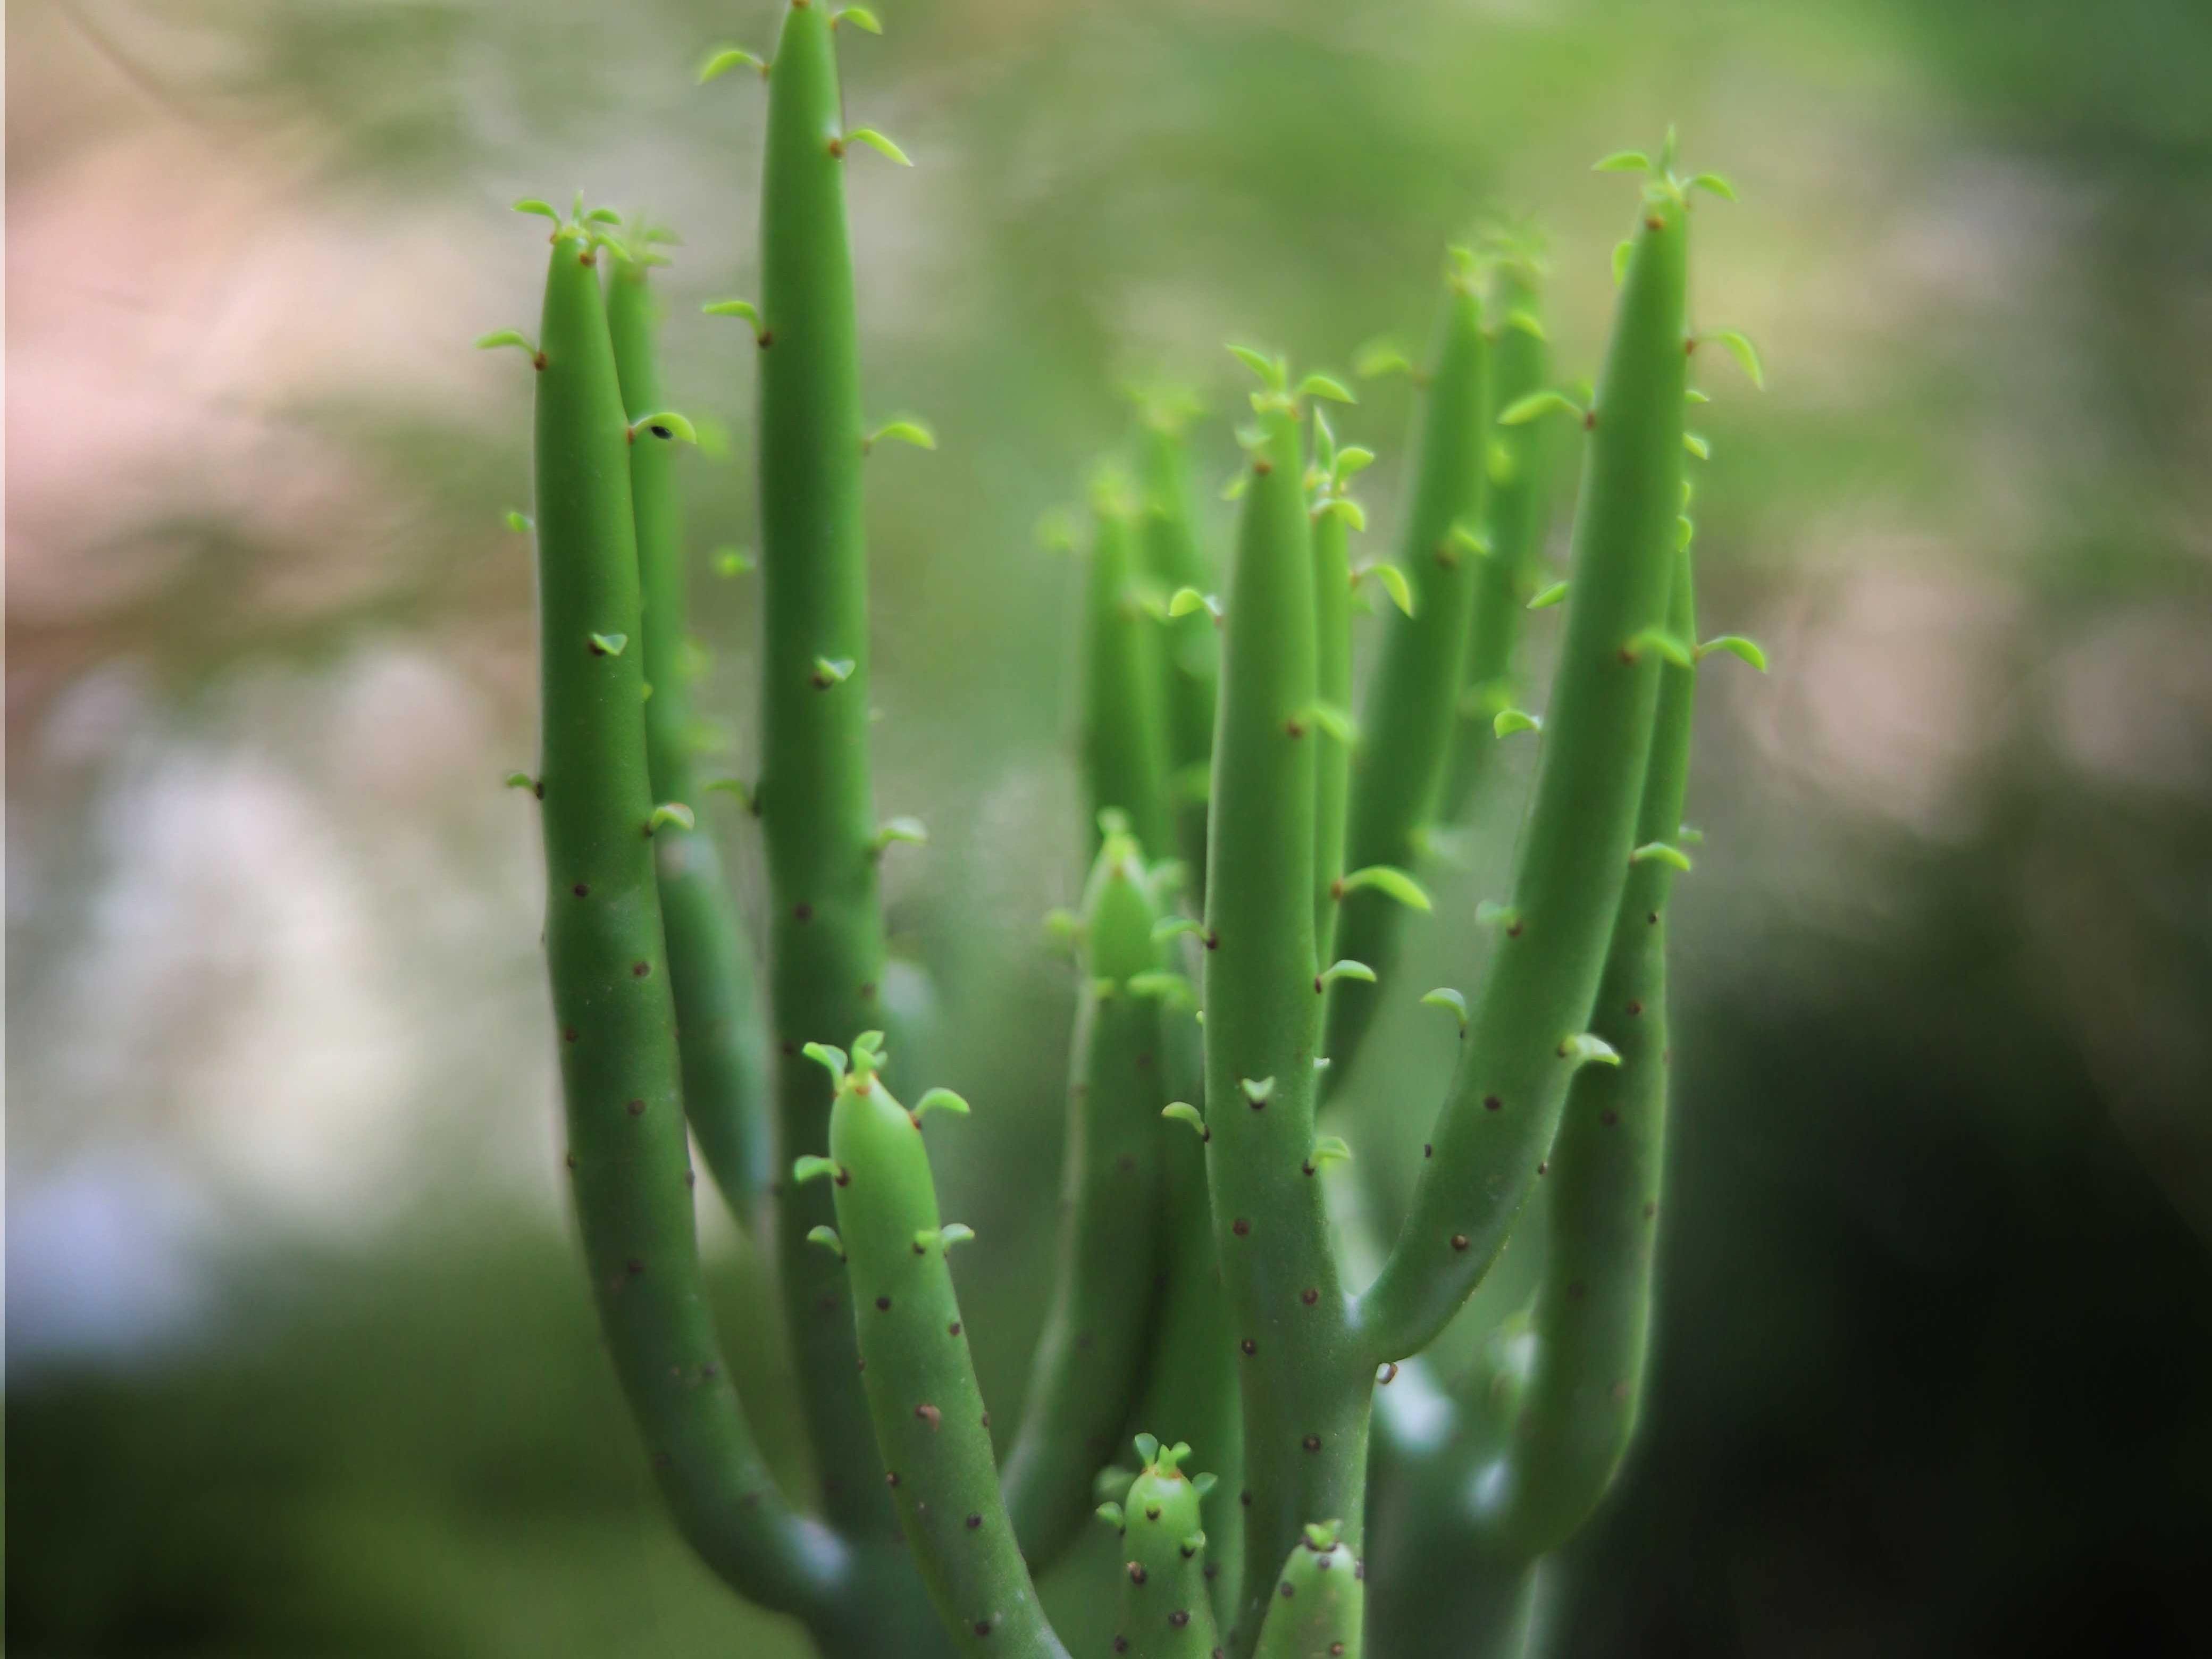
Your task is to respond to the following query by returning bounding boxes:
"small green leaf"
[475,328,537,356]
[702,777,754,811]
[844,127,911,165]
[504,772,535,791]
[1679,824,1706,845]
[1239,1077,1277,1105]
[1353,338,1415,379]
[583,206,623,226]
[1613,239,1633,286]
[1678,515,1696,550]
[812,656,856,686]
[1226,343,1286,390]
[792,1152,841,1183]
[1629,629,1695,668]
[1362,562,1414,617]
[939,1223,975,1249]
[1505,307,1547,340]
[1096,1502,1126,1531]
[1296,371,1356,405]
[1337,865,1432,912]
[1558,1033,1622,1068]
[806,1226,845,1259]
[1697,634,1770,671]
[873,816,928,851]
[1448,521,1493,559]
[1421,986,1469,1033]
[1683,432,1711,460]
[1219,469,1250,502]
[1498,390,1582,426]
[1335,445,1376,479]
[698,46,767,83]
[649,801,696,833]
[512,198,561,222]
[1474,900,1521,932]
[702,298,765,338]
[865,418,935,452]
[1630,841,1692,872]
[1710,329,1765,389]
[1163,1102,1207,1137]
[914,1087,971,1120]
[834,5,883,32]
[715,546,756,576]
[1493,708,1543,739]
[1309,1135,1354,1168]
[1128,970,1197,1006]
[1527,581,1570,610]
[1689,171,1738,201]
[504,510,533,533]
[1133,1432,1162,1468]
[1151,916,1207,946]
[1686,388,1711,404]
[1167,587,1219,621]
[1043,908,1084,950]
[1318,495,1367,532]
[630,410,698,444]
[588,632,629,657]
[1316,959,1377,989]
[1593,149,1653,173]
[1306,702,1355,744]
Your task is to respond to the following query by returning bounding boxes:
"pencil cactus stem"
[816,1057,1069,1658]
[756,0,897,1538]
[1005,834,1171,1568]
[1322,258,1493,1094]
[1251,1522,1364,1659]
[1202,380,1372,1656]
[1493,523,1699,1560]
[1357,156,1692,1368]
[1133,408,1220,895]
[1082,476,1177,860]
[1444,258,1557,822]
[523,217,845,1620]
[606,243,774,1228]
[1108,1438,1225,1658]
[1310,427,1355,959]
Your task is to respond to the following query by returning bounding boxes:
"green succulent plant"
[483,10,1766,1655]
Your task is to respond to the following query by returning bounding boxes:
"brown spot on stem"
[625,1099,646,1116]
[1241,1338,1257,1355]
[875,1295,891,1310]
[1484,1094,1502,1112]
[793,902,814,922]
[915,1403,940,1430]
[1451,1233,1470,1252]
[1232,1218,1250,1236]
[1302,1434,1322,1452]
[1301,1287,1319,1306]
[572,883,589,898]
[1128,1562,1148,1585]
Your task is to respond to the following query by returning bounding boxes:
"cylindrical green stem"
[1310,490,1354,963]
[1004,833,1170,1568]
[807,1039,1069,1658]
[527,222,843,1620]
[1082,482,1177,862]
[606,246,774,1227]
[1250,1522,1363,1659]
[755,0,895,1532]
[1323,259,1492,1091]
[1135,408,1220,895]
[1103,1438,1225,1659]
[1201,385,1372,1657]
[1442,261,1555,824]
[1357,188,1690,1365]
[1491,533,1695,1558]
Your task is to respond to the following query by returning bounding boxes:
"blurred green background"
[8,0,2212,1653]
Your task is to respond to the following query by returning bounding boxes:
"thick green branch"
[1356,187,1690,1365]
[1081,481,1176,861]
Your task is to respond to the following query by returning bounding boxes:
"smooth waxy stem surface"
[1492,526,1697,1557]
[1251,1522,1363,1659]
[754,0,896,1533]
[1003,831,1170,1566]
[524,213,846,1619]
[1134,400,1220,891]
[1103,1437,1224,1659]
[606,242,773,1226]
[806,1036,1069,1658]
[1202,370,1372,1656]
[1082,477,1177,861]
[1443,252,1555,822]
[1323,255,1491,1087]
[1358,170,1691,1364]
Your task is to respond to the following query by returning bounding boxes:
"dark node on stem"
[1279,1581,1296,1598]
[912,1237,927,1253]
[794,902,815,921]
[562,1026,578,1043]
[974,1621,992,1638]
[915,1402,941,1430]
[1302,1434,1322,1452]
[533,781,544,798]
[1241,1338,1257,1355]
[1204,929,1219,950]
[1628,999,1644,1016]
[1128,1563,1149,1585]
[572,883,589,897]
[625,1256,645,1276]
[875,1295,891,1310]
[1484,1094,1503,1112]
[757,331,774,348]
[780,1040,797,1056]
[1170,1610,1191,1628]
[1301,1287,1319,1305]
[1506,918,1524,937]
[827,138,845,158]
[1537,1159,1549,1176]
[1232,1218,1251,1236]
[1647,910,1660,925]
[860,980,878,999]
[1423,1142,1433,1158]
[631,960,650,977]
[1601,1109,1620,1127]
[625,1098,646,1116]
[1241,1490,1252,1507]
[982,1411,992,1427]
[1582,408,1598,431]
[886,1471,901,1486]
[1646,215,1664,232]
[531,351,548,371]
[966,1512,982,1529]
[1145,1504,1161,1521]
[685,1170,697,1189]
[1451,1233,1470,1252]
[834,1169,851,1187]
[1379,1362,1399,1385]
[648,423,673,440]
[1254,458,1273,476]
[1115,1641,1129,1655]
[949,1320,963,1336]
[1285,719,1306,739]
[564,1151,577,1169]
